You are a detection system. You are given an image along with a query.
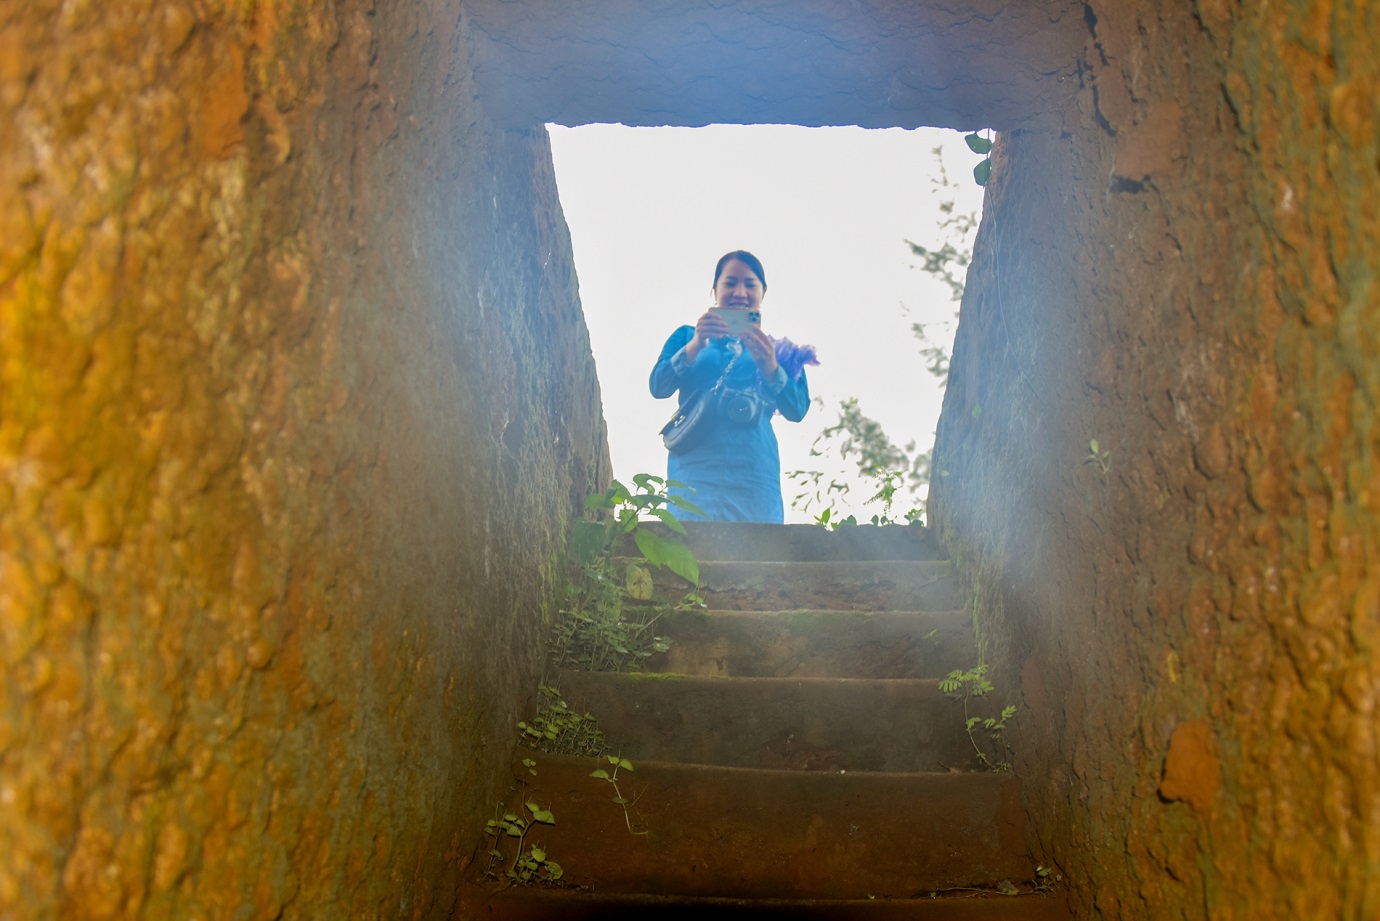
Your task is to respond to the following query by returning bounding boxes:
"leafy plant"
[1084,438,1111,473]
[589,754,647,836]
[799,468,924,529]
[864,470,924,525]
[1034,864,1061,892]
[517,684,605,757]
[964,131,994,186]
[552,475,702,672]
[483,801,562,885]
[939,664,1016,772]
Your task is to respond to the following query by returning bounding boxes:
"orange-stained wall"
[931,0,1379,916]
[0,1,607,917]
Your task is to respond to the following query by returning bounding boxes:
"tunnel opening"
[547,122,986,523]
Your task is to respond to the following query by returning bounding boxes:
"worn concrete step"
[653,560,963,612]
[475,750,1031,901]
[632,521,945,562]
[458,888,1073,920]
[553,670,975,772]
[644,608,974,679]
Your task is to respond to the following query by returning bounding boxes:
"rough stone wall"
[0,2,606,918]
[930,0,1379,917]
[466,0,1086,132]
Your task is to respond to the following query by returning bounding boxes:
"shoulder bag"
[660,352,742,454]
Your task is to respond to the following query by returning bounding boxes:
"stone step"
[644,608,974,679]
[654,560,963,612]
[458,888,1073,920]
[472,750,1032,901]
[552,670,976,772]
[632,521,945,562]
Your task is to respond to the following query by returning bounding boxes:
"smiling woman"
[649,250,816,522]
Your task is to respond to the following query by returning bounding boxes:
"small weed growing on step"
[590,754,648,835]
[1034,864,1062,892]
[552,475,702,672]
[517,684,605,757]
[939,665,1016,772]
[1084,438,1111,473]
[483,801,562,885]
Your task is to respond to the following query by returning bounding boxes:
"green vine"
[517,684,605,756]
[964,131,994,186]
[939,664,1016,772]
[483,801,561,885]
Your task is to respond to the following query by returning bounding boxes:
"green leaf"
[667,493,708,518]
[611,796,629,805]
[505,825,522,837]
[964,132,993,154]
[632,474,662,497]
[503,813,518,822]
[633,527,669,566]
[589,769,611,780]
[584,491,615,511]
[974,158,992,186]
[648,508,688,534]
[545,861,563,881]
[625,563,654,601]
[531,808,555,824]
[531,847,546,862]
[570,519,608,565]
[659,540,700,585]
[618,758,635,771]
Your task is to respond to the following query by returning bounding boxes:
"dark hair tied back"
[713,250,767,292]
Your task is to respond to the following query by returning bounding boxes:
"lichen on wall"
[931,0,1379,917]
[0,1,606,917]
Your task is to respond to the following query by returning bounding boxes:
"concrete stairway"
[456,523,1068,919]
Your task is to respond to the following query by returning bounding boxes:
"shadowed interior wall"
[930,0,1378,916]
[466,0,1086,131]
[0,1,606,917]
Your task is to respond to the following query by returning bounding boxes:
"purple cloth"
[772,337,820,382]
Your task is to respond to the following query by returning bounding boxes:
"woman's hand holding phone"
[738,323,779,377]
[686,309,731,363]
[687,308,775,376]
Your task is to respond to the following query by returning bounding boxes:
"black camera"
[717,387,764,425]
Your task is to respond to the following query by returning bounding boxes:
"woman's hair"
[713,250,767,292]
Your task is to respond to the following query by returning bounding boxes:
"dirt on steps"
[481,749,1031,900]
[662,560,965,611]
[550,669,978,772]
[644,608,975,679]
[456,523,1070,919]
[461,888,1072,920]
[639,521,946,563]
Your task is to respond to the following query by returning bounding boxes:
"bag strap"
[710,350,742,392]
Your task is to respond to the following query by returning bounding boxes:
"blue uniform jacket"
[649,325,810,523]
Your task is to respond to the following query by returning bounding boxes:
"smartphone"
[709,307,761,336]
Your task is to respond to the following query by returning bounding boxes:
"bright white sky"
[547,124,984,522]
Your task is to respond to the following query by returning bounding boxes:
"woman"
[649,250,816,523]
